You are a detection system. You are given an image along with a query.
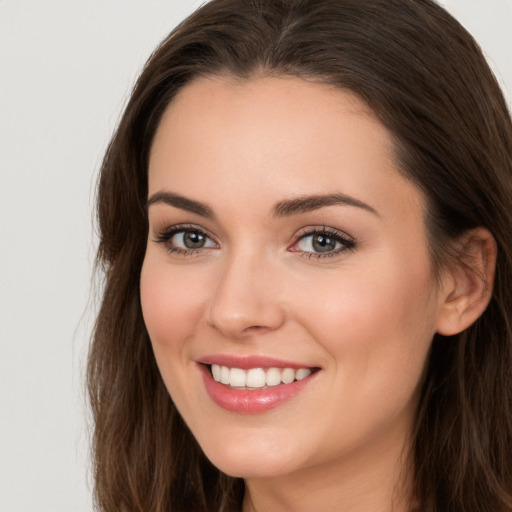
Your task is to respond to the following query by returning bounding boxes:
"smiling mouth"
[209,364,317,389]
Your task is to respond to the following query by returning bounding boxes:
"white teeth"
[281,367,295,384]
[229,367,246,387]
[246,368,266,388]
[295,368,312,381]
[210,364,314,389]
[212,364,221,381]
[220,365,230,385]
[266,367,281,386]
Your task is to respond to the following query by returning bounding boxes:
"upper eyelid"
[152,225,219,257]
[154,224,352,237]
[293,225,354,242]
[289,226,356,255]
[152,223,219,248]
[154,223,215,238]
[152,223,355,249]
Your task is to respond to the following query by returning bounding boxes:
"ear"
[436,227,497,336]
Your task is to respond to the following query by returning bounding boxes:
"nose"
[207,249,286,339]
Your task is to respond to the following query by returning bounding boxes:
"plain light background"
[0,1,510,511]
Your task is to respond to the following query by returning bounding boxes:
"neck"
[242,424,416,512]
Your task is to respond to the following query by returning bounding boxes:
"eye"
[153,225,217,254]
[290,227,355,258]
[171,229,215,249]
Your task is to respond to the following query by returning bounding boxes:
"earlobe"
[436,227,497,336]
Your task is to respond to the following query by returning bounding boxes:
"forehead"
[151,75,377,164]
[148,75,424,223]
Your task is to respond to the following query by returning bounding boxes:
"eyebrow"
[146,191,378,219]
[147,191,214,218]
[271,193,379,218]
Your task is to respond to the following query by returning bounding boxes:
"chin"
[209,457,298,480]
[199,433,304,479]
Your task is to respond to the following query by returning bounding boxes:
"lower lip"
[199,364,316,413]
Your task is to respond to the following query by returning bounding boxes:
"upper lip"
[197,354,316,370]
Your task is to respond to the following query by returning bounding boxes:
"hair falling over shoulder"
[88,0,512,510]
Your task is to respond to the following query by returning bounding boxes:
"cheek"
[140,254,208,354]
[292,257,437,388]
[139,253,215,418]
[288,262,438,454]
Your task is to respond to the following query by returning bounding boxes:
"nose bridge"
[207,243,285,338]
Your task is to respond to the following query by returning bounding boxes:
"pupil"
[312,234,335,253]
[184,231,205,248]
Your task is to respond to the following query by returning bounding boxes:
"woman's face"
[141,76,446,479]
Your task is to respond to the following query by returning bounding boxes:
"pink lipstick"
[198,355,318,413]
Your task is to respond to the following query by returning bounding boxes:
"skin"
[140,75,491,511]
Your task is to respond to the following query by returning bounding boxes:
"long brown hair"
[88,0,512,510]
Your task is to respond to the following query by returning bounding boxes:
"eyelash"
[153,224,356,259]
[153,224,218,257]
[291,226,356,260]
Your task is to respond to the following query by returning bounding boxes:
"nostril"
[242,325,270,333]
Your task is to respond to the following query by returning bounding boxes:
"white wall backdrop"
[0,1,510,511]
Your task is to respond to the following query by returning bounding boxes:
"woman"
[88,0,512,510]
